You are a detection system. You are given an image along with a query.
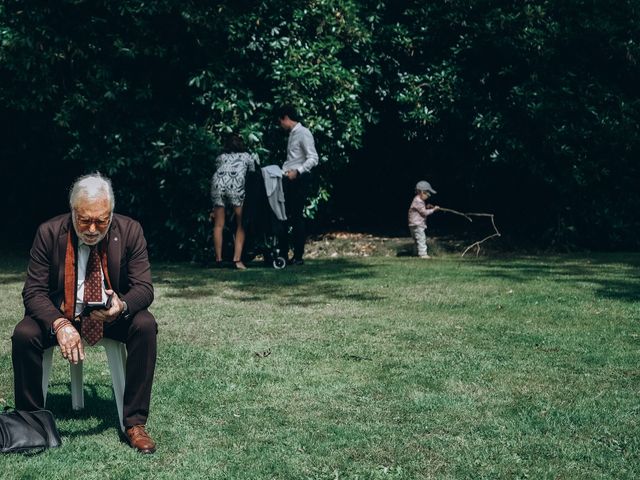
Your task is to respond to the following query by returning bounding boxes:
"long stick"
[436,207,473,222]
[436,207,501,256]
[461,232,501,257]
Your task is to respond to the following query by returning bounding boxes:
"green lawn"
[1,253,638,479]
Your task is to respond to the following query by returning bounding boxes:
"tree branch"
[437,207,473,222]
[437,207,501,256]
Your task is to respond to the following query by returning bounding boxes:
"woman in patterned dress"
[211,134,258,269]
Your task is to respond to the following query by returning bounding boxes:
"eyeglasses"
[75,214,111,228]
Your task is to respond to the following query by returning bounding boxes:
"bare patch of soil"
[304,232,474,258]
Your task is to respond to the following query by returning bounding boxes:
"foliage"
[376,0,640,248]
[1,0,639,255]
[0,0,378,258]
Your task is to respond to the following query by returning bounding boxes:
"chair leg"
[70,359,84,410]
[103,339,127,432]
[41,340,127,432]
[44,346,84,410]
[42,347,55,406]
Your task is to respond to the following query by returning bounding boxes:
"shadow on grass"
[0,273,25,285]
[0,252,27,285]
[470,253,640,303]
[155,257,385,305]
[45,384,121,435]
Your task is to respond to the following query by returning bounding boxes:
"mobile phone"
[82,295,113,316]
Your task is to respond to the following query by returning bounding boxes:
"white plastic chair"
[42,338,127,432]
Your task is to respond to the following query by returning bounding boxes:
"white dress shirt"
[282,123,319,174]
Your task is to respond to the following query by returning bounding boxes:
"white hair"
[69,173,115,210]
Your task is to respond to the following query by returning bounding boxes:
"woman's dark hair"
[223,133,246,153]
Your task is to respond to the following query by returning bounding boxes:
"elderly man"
[277,104,319,265]
[12,173,158,453]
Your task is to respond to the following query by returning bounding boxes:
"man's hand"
[285,169,299,180]
[53,318,84,364]
[90,289,125,324]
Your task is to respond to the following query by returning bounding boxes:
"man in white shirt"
[277,104,319,265]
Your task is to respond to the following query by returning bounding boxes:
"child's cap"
[416,180,437,194]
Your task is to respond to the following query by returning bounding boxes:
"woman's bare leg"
[213,206,225,262]
[233,205,246,269]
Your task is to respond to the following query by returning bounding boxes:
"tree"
[372,0,640,247]
[1,0,379,258]
[2,0,639,254]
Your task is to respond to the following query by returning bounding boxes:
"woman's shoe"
[233,261,247,270]
[215,260,224,268]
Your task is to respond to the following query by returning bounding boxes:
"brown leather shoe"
[125,425,156,454]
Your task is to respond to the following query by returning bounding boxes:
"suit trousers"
[280,174,310,260]
[12,310,157,427]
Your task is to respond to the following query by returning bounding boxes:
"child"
[408,180,440,258]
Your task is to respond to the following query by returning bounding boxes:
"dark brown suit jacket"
[22,213,154,331]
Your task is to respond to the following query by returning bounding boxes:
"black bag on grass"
[0,407,62,453]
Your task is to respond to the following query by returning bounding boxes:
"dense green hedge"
[1,1,638,257]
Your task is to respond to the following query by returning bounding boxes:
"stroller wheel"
[273,256,287,270]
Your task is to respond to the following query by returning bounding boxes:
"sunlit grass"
[1,253,638,479]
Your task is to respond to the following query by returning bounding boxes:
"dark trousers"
[12,310,157,427]
[280,174,309,260]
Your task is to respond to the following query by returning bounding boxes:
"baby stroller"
[233,166,288,269]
